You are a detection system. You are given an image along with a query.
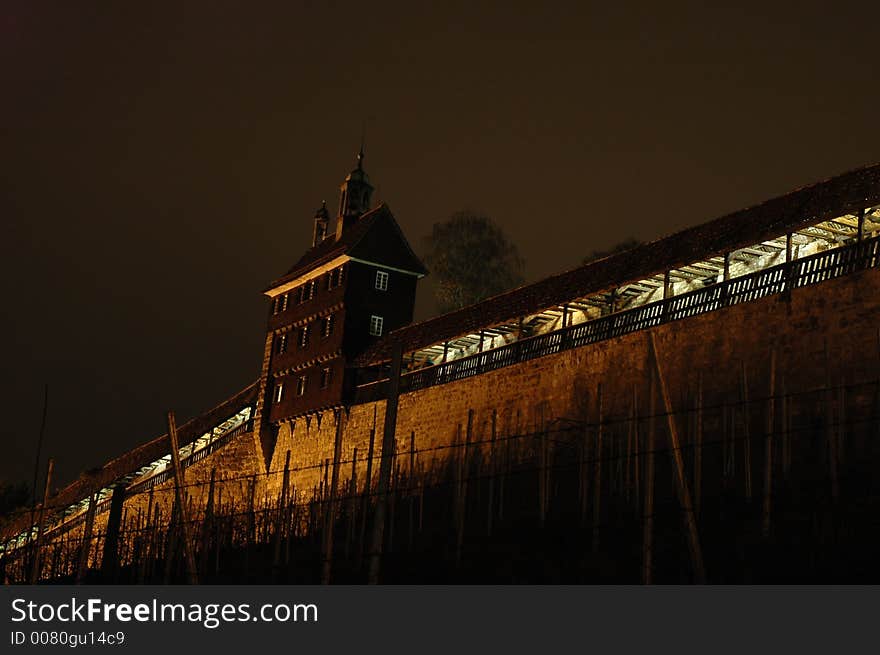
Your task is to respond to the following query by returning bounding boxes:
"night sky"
[2,1,879,491]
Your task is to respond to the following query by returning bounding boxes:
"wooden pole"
[625,390,634,502]
[642,372,656,585]
[824,340,839,502]
[632,385,640,510]
[781,374,790,478]
[28,385,49,549]
[138,486,155,583]
[539,406,547,525]
[75,494,96,584]
[762,348,776,538]
[649,332,706,583]
[272,451,291,575]
[838,374,847,469]
[167,411,198,584]
[694,373,703,518]
[29,458,54,584]
[456,411,474,566]
[367,342,403,584]
[408,431,416,549]
[453,425,464,567]
[322,411,346,584]
[194,469,215,580]
[388,454,399,554]
[739,361,752,501]
[592,383,603,552]
[487,409,497,536]
[580,398,590,522]
[346,447,358,559]
[356,425,376,570]
[99,484,125,582]
[499,413,510,522]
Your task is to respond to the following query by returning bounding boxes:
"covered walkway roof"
[355,163,880,367]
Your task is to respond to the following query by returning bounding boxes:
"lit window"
[297,281,316,304]
[299,325,310,349]
[273,382,284,404]
[320,366,333,389]
[275,333,288,354]
[375,270,389,291]
[327,266,345,291]
[296,375,308,396]
[369,315,384,336]
[273,293,288,315]
[322,314,334,337]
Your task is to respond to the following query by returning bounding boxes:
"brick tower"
[253,152,427,465]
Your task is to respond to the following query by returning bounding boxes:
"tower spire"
[335,146,374,239]
[312,200,329,246]
[358,120,366,170]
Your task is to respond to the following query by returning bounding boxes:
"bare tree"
[424,211,525,314]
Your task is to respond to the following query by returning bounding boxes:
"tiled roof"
[354,163,880,366]
[264,204,392,292]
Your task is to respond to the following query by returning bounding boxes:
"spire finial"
[357,120,366,170]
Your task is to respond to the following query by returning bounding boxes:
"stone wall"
[265,266,880,503]
[30,265,880,571]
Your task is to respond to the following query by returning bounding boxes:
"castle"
[4,156,880,583]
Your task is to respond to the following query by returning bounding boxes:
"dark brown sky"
[2,1,879,491]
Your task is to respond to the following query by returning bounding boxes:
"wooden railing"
[125,418,254,497]
[353,236,880,401]
[44,418,256,536]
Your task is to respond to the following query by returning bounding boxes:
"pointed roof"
[264,203,427,293]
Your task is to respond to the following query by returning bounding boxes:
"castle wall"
[26,265,880,577]
[266,266,880,502]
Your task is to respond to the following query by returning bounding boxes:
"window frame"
[369,314,384,336]
[320,366,333,389]
[322,314,334,338]
[375,270,389,291]
[273,293,288,315]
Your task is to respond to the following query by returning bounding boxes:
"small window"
[327,266,345,291]
[375,270,389,291]
[369,315,384,336]
[320,366,333,389]
[297,281,316,304]
[273,382,284,404]
[322,314,335,337]
[274,333,288,354]
[296,375,308,396]
[272,294,288,315]
[298,325,310,349]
